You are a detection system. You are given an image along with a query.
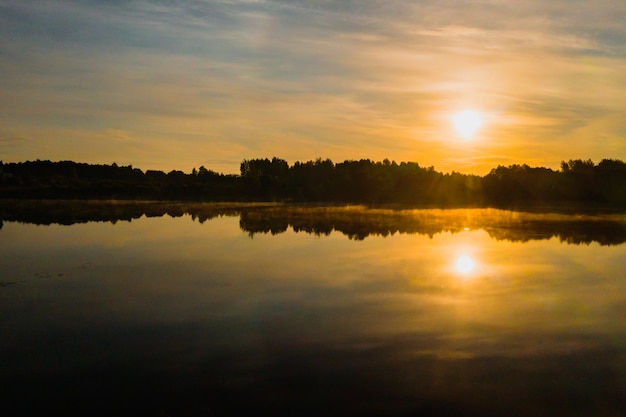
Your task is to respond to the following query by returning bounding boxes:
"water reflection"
[455,254,475,275]
[3,200,626,246]
[1,208,626,416]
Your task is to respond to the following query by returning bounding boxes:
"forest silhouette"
[2,157,626,206]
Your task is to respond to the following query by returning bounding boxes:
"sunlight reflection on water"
[1,205,626,416]
[455,254,475,275]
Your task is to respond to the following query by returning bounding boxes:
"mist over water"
[1,204,625,416]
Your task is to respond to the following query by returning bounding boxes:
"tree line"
[2,157,626,206]
[0,160,241,200]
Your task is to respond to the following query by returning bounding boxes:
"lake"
[1,202,626,416]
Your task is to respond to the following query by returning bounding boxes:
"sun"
[452,110,483,140]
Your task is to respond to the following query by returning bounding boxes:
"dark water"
[1,203,625,416]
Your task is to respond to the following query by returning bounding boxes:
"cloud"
[0,0,624,174]
[104,129,135,142]
[0,134,27,158]
[0,136,25,143]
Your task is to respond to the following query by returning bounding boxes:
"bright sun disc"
[452,110,483,140]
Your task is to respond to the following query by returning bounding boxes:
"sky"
[1,0,625,175]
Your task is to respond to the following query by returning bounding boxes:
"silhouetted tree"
[3,157,626,206]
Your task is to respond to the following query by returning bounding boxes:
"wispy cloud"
[0,136,26,143]
[0,0,625,173]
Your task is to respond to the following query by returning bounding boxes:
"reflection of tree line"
[0,200,242,226]
[2,201,626,246]
[239,207,626,245]
[484,221,626,246]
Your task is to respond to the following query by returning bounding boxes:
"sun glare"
[455,255,475,275]
[452,110,483,140]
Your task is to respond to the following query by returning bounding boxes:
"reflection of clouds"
[3,208,626,416]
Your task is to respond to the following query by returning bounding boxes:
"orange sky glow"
[1,1,625,175]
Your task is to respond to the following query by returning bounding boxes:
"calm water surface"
[1,204,625,416]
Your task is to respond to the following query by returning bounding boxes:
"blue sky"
[1,0,625,174]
